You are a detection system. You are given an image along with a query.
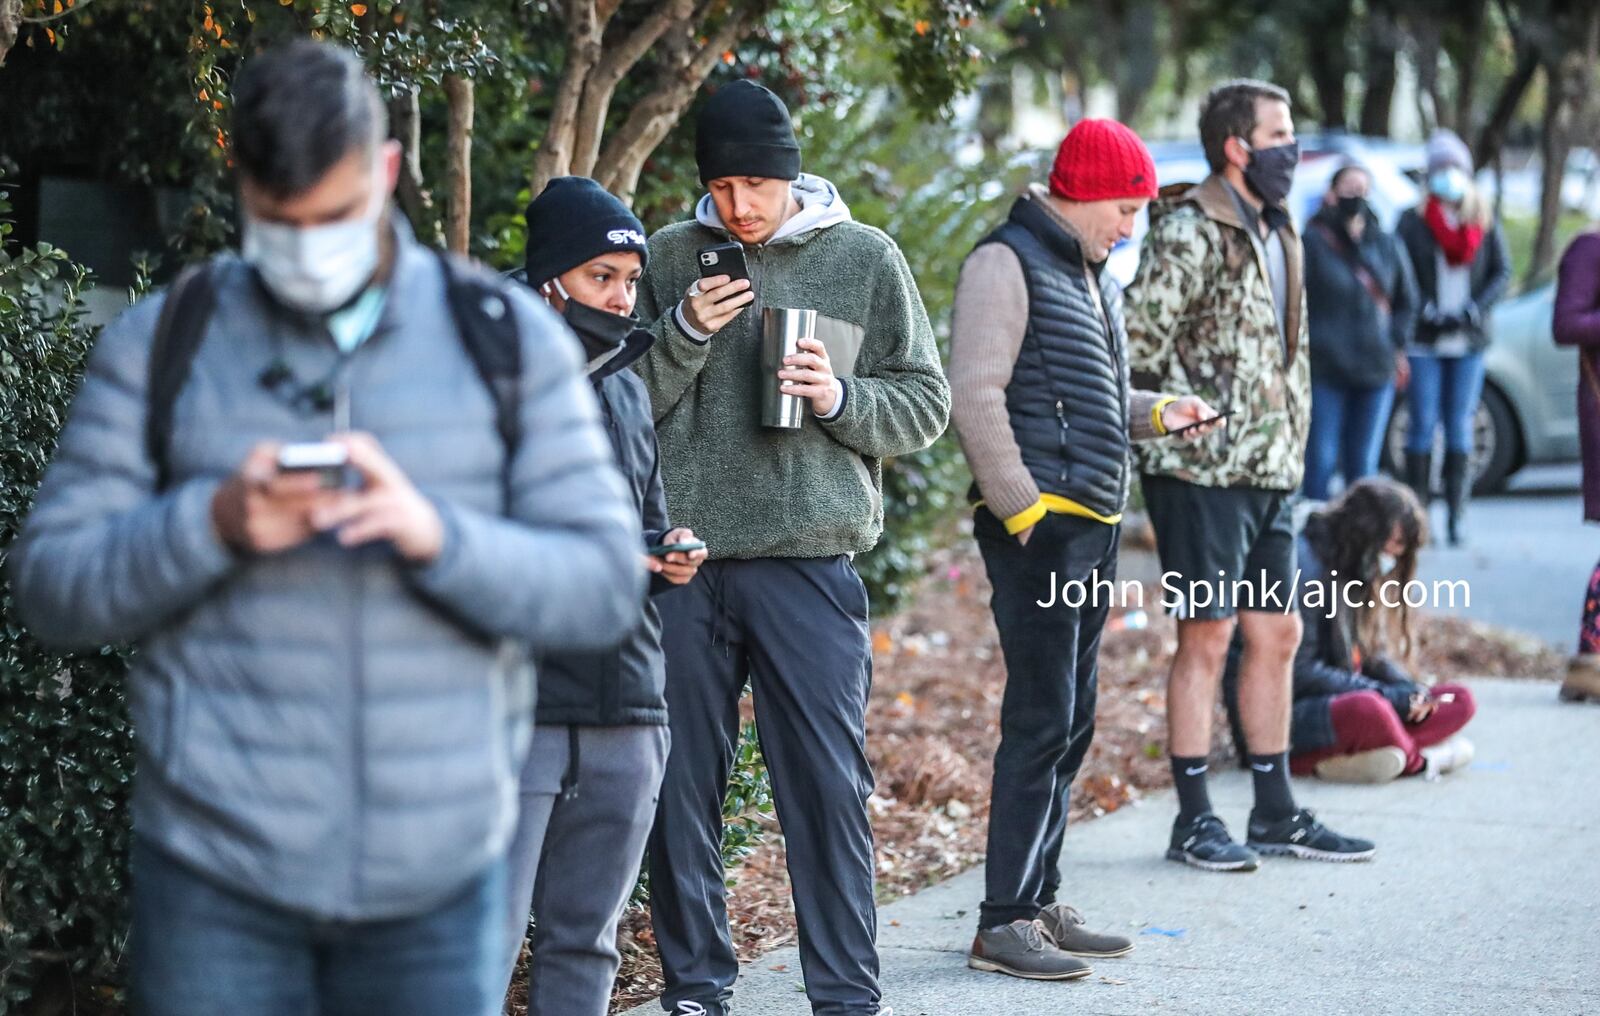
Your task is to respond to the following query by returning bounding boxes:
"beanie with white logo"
[523,176,649,287]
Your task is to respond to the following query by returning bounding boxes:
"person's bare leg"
[1234,610,1300,755]
[1167,617,1236,756]
[1165,615,1259,870]
[1236,610,1303,821]
[1166,617,1234,824]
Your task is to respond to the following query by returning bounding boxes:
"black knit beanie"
[695,80,801,185]
[523,176,648,287]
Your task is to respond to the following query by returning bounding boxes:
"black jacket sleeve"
[1389,233,1421,350]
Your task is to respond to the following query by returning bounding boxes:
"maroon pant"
[1291,683,1477,776]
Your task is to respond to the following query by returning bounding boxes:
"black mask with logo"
[1241,139,1300,207]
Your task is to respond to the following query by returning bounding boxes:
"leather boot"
[1443,450,1470,546]
[1403,450,1433,509]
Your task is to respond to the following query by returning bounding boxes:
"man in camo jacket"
[1125,78,1376,872]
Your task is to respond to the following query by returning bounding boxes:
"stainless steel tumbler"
[760,307,816,430]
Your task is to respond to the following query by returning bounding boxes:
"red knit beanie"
[1048,119,1158,202]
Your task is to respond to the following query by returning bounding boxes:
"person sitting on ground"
[1287,476,1477,782]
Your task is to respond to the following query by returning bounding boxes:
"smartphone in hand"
[647,538,706,557]
[1167,410,1234,437]
[696,242,750,299]
[276,441,349,488]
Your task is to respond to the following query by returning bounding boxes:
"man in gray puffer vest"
[636,80,949,1016]
[949,119,1215,982]
[8,41,641,1016]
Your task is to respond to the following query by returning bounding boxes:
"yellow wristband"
[1151,396,1179,436]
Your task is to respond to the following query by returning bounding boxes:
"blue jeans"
[1405,352,1486,454]
[1304,380,1397,500]
[130,838,507,1016]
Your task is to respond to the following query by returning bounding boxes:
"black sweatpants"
[974,508,1119,930]
[648,556,879,1016]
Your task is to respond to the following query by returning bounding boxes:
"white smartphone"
[276,441,349,487]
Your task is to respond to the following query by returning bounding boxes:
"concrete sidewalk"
[624,679,1599,1016]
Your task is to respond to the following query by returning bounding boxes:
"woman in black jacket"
[1395,130,1512,545]
[499,177,708,1015]
[1303,163,1419,500]
[1290,478,1476,783]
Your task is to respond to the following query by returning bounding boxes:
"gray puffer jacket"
[8,218,643,920]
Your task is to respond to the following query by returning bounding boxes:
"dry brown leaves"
[564,542,1555,1014]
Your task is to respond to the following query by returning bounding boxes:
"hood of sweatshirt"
[693,172,853,246]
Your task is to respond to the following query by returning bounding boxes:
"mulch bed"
[510,540,1564,1014]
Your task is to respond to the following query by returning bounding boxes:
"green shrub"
[0,188,133,1013]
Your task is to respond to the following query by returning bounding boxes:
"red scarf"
[1423,196,1484,266]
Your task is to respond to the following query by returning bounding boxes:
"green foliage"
[0,186,133,1013]
[798,48,1030,609]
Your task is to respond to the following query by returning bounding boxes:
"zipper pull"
[1056,400,1068,426]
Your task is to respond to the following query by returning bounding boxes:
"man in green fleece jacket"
[636,80,948,1016]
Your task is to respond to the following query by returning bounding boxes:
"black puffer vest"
[970,194,1132,518]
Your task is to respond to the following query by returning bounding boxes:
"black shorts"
[1141,474,1297,620]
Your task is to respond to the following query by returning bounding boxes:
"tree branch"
[20,0,97,24]
[530,0,606,197]
[596,4,766,203]
[390,88,441,247]
[569,0,698,177]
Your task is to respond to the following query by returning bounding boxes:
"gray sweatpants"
[647,556,881,1016]
[500,723,670,1016]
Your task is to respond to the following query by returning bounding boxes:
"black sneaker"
[1246,807,1376,862]
[1166,812,1260,872]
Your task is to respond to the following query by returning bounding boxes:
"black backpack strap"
[438,249,523,466]
[145,264,217,490]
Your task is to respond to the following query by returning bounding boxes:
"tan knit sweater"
[949,188,1172,531]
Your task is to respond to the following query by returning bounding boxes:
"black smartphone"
[1167,410,1234,437]
[647,538,706,557]
[696,242,750,296]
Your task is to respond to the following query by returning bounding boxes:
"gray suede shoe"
[1036,902,1134,958]
[967,919,1093,980]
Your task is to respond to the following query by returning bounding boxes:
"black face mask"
[1241,140,1300,207]
[561,298,638,373]
[1337,195,1369,223]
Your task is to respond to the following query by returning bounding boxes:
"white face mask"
[1377,552,1398,576]
[242,160,387,314]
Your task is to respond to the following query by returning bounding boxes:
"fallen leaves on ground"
[572,542,1558,1014]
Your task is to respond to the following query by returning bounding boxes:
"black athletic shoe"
[1246,807,1376,862]
[1166,812,1260,872]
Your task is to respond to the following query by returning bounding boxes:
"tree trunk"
[0,0,21,66]
[1359,5,1400,136]
[1412,19,1443,134]
[1473,41,1539,170]
[1303,0,1354,129]
[568,0,697,178]
[595,5,766,205]
[1448,0,1488,134]
[530,0,605,198]
[389,88,441,247]
[1115,0,1159,124]
[1529,9,1600,284]
[444,74,475,256]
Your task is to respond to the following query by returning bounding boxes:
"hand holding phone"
[682,243,754,337]
[276,441,350,489]
[1167,410,1234,437]
[646,528,707,586]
